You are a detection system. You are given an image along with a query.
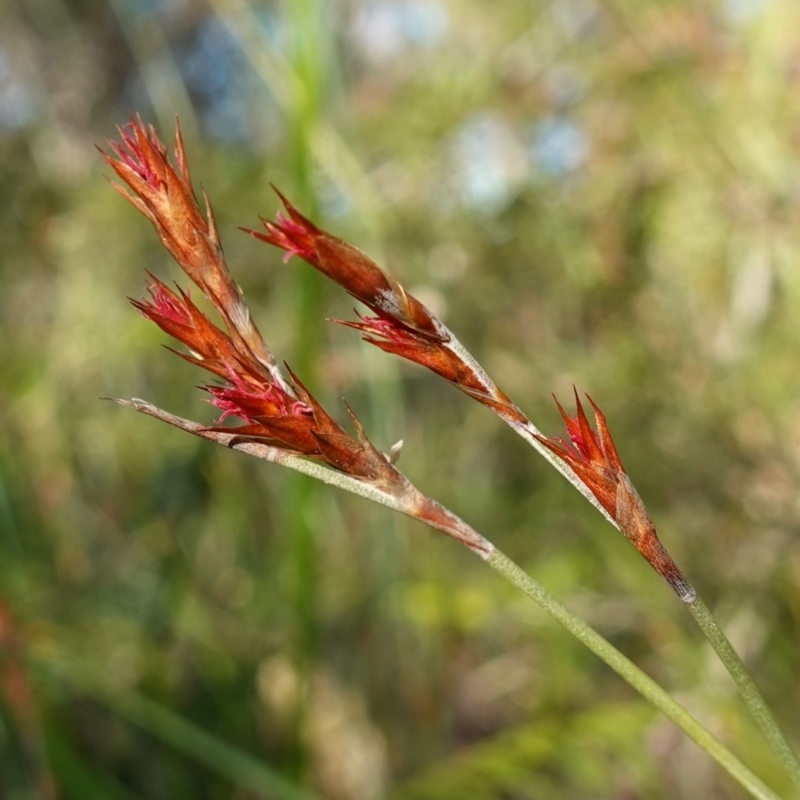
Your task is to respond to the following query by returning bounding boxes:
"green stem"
[486,548,783,800]
[688,597,800,792]
[120,401,792,798]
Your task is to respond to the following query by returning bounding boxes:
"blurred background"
[1,0,800,797]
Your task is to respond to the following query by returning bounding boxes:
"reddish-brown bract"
[247,193,522,420]
[103,119,411,490]
[535,391,623,520]
[103,116,695,578]
[101,118,282,384]
[247,189,693,597]
[337,311,514,411]
[104,120,222,302]
[245,191,443,339]
[133,276,265,384]
[536,392,693,599]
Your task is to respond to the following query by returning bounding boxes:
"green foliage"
[0,0,799,797]
[389,702,658,800]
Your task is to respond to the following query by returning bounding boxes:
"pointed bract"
[537,393,695,601]
[244,191,527,426]
[102,117,287,390]
[243,190,444,340]
[104,118,415,486]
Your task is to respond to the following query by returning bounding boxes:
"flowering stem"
[485,549,783,800]
[688,597,800,791]
[117,399,785,798]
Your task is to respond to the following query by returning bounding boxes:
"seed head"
[536,391,695,602]
[245,191,521,420]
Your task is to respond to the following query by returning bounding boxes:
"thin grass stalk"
[485,550,783,800]
[102,117,793,799]
[117,400,783,800]
[688,597,800,791]
[212,0,409,643]
[247,191,800,784]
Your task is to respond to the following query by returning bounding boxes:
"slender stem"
[688,597,800,791]
[486,548,783,800]
[119,399,790,797]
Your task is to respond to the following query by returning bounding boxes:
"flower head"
[536,390,623,519]
[245,191,524,422]
[131,278,402,484]
[244,190,444,340]
[101,118,210,279]
[108,122,169,190]
[537,391,695,601]
[102,118,286,391]
[105,121,420,488]
[203,371,324,458]
[132,276,265,385]
[103,116,495,560]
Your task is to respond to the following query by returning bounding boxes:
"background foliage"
[1,0,799,797]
